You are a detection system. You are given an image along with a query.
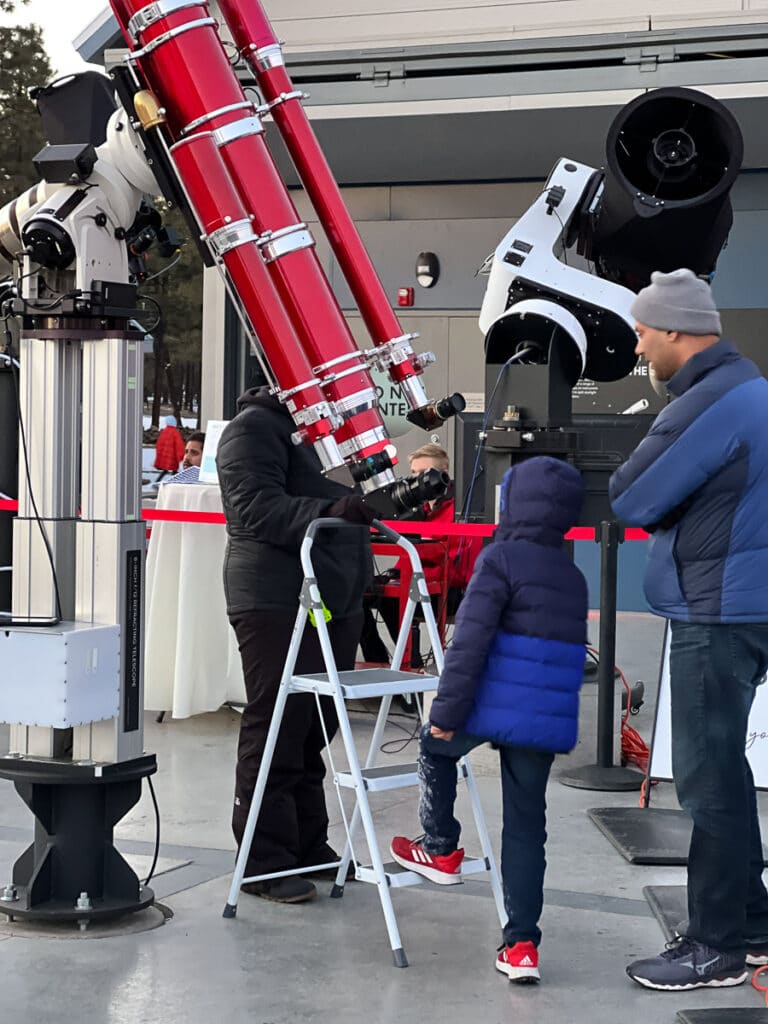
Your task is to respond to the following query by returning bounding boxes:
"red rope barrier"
[0,497,649,540]
[144,508,226,524]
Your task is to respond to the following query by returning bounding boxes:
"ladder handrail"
[299,515,444,672]
[300,517,427,581]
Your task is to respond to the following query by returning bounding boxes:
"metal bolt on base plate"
[1,885,18,903]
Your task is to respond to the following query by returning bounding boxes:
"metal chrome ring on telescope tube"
[258,224,314,263]
[338,427,389,459]
[212,116,265,147]
[181,102,254,135]
[374,333,418,358]
[311,434,345,473]
[127,17,216,60]
[334,387,379,418]
[279,378,323,402]
[266,91,307,111]
[127,0,203,40]
[398,374,430,411]
[312,351,365,376]
[206,219,258,259]
[252,43,284,71]
[321,364,372,387]
[365,332,419,371]
[292,400,337,428]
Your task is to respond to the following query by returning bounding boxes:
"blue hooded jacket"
[610,339,768,622]
[429,457,589,753]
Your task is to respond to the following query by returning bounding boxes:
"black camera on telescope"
[363,468,450,520]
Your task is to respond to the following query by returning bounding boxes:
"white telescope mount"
[0,110,159,925]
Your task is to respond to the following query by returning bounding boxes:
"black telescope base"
[0,753,156,924]
[559,763,644,791]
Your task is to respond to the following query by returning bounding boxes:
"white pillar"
[200,266,228,423]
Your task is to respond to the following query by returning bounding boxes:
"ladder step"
[290,667,438,698]
[337,763,419,792]
[356,857,490,888]
[460,857,492,877]
[337,762,472,793]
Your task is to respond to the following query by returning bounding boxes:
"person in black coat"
[217,387,374,903]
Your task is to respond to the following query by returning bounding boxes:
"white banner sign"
[648,622,768,788]
[198,420,229,485]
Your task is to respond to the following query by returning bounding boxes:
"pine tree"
[138,202,203,427]
[0,10,52,207]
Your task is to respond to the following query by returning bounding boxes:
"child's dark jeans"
[418,722,554,947]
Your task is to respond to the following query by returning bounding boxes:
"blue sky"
[3,0,106,75]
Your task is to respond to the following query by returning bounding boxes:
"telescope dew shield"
[591,86,743,287]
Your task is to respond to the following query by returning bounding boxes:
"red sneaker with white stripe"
[495,942,540,984]
[390,836,464,885]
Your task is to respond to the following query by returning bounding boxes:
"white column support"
[200,265,228,424]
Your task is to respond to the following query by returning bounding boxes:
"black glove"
[326,495,377,526]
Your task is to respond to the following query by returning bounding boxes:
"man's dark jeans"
[418,723,553,947]
[670,620,768,950]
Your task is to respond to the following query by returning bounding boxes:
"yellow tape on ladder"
[308,600,332,628]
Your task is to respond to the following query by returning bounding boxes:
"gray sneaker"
[626,937,747,991]
[677,917,768,966]
[746,943,768,966]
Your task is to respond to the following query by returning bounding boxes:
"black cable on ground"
[143,775,161,887]
[348,706,422,756]
[0,350,62,625]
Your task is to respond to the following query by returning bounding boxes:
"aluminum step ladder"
[223,518,505,967]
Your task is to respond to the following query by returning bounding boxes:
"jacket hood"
[497,457,584,545]
[236,385,286,415]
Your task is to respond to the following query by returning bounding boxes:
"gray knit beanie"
[630,269,722,336]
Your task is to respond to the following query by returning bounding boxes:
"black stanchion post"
[560,520,643,791]
[597,519,619,769]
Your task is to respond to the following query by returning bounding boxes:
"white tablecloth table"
[144,483,246,717]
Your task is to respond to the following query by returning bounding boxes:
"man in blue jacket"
[391,457,588,984]
[610,268,768,991]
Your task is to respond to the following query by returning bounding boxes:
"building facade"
[78,1,768,471]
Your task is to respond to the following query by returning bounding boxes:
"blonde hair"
[408,443,450,472]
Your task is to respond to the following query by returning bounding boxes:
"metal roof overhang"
[82,17,768,183]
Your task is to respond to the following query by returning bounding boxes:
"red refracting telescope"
[109,0,465,492]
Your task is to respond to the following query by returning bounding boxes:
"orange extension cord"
[753,964,768,1004]
[586,646,650,775]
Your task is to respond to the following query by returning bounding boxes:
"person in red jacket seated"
[154,414,185,481]
[360,443,482,668]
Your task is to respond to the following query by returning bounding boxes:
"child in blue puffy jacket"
[391,456,588,983]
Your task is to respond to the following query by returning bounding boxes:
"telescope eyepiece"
[406,392,466,431]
